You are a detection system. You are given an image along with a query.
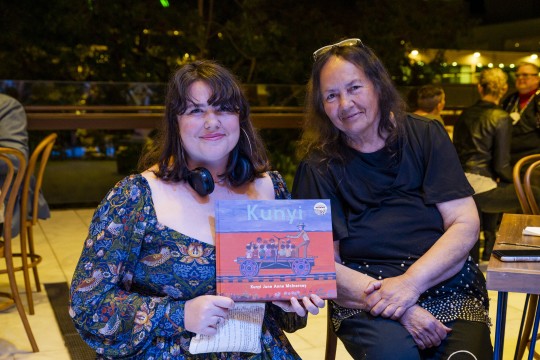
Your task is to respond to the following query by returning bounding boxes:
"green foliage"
[0,0,475,84]
[259,129,302,191]
[0,0,477,184]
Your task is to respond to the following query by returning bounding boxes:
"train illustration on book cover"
[237,228,314,278]
[215,199,337,301]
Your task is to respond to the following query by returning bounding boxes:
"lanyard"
[509,90,540,127]
[510,93,535,114]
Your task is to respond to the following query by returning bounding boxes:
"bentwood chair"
[0,148,39,352]
[512,154,540,359]
[16,132,57,315]
[513,154,540,216]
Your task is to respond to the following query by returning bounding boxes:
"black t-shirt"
[292,115,489,324]
[292,115,473,278]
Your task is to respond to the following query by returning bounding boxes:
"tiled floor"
[0,208,534,359]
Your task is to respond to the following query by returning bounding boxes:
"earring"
[241,128,253,156]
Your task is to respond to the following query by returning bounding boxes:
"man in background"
[413,84,446,126]
[0,93,49,236]
[453,68,520,262]
[0,93,28,167]
[502,62,540,164]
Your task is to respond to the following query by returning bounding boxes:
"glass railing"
[0,80,479,207]
[1,80,478,161]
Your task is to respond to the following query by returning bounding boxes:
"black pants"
[473,182,521,215]
[336,311,493,360]
[471,182,522,262]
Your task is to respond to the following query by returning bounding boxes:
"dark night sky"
[468,0,540,24]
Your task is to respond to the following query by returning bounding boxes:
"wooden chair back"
[524,159,540,215]
[0,148,38,352]
[20,133,57,226]
[14,132,57,315]
[512,154,540,360]
[0,148,26,240]
[0,152,15,225]
[512,154,540,215]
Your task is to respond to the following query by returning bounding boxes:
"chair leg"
[20,228,35,315]
[5,253,39,351]
[325,303,337,360]
[518,295,539,360]
[525,299,540,360]
[532,341,540,360]
[27,225,41,293]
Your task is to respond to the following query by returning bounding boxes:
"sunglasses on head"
[312,38,364,61]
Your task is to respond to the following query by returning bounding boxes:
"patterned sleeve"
[266,170,308,332]
[69,176,186,358]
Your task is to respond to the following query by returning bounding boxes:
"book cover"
[215,199,337,301]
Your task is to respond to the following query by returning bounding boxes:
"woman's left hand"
[399,305,451,349]
[272,294,325,316]
[367,274,421,319]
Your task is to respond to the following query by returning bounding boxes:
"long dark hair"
[298,42,406,163]
[139,60,270,185]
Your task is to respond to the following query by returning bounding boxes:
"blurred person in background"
[502,62,540,164]
[453,68,521,262]
[412,84,446,126]
[0,93,49,234]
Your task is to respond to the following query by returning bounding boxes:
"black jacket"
[453,100,513,183]
[502,90,540,164]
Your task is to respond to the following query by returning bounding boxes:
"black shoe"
[481,252,491,261]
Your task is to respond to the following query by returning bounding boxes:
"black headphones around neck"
[186,154,252,197]
[187,167,215,197]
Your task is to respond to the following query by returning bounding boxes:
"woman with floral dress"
[70,60,324,359]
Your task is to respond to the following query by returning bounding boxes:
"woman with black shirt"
[292,39,492,359]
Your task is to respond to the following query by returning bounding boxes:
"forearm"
[334,262,380,309]
[402,197,479,294]
[404,229,472,293]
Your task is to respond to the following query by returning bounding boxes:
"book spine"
[501,256,540,262]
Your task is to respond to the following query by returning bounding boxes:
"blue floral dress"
[69,172,307,359]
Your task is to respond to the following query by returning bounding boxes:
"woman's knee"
[337,313,420,360]
[423,320,493,360]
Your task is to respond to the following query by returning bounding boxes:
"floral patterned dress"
[69,172,307,359]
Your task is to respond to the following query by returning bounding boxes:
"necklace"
[509,90,540,125]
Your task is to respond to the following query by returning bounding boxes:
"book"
[523,227,540,236]
[492,249,540,262]
[215,199,337,301]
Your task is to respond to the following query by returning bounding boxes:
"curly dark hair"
[298,41,406,164]
[139,60,270,185]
